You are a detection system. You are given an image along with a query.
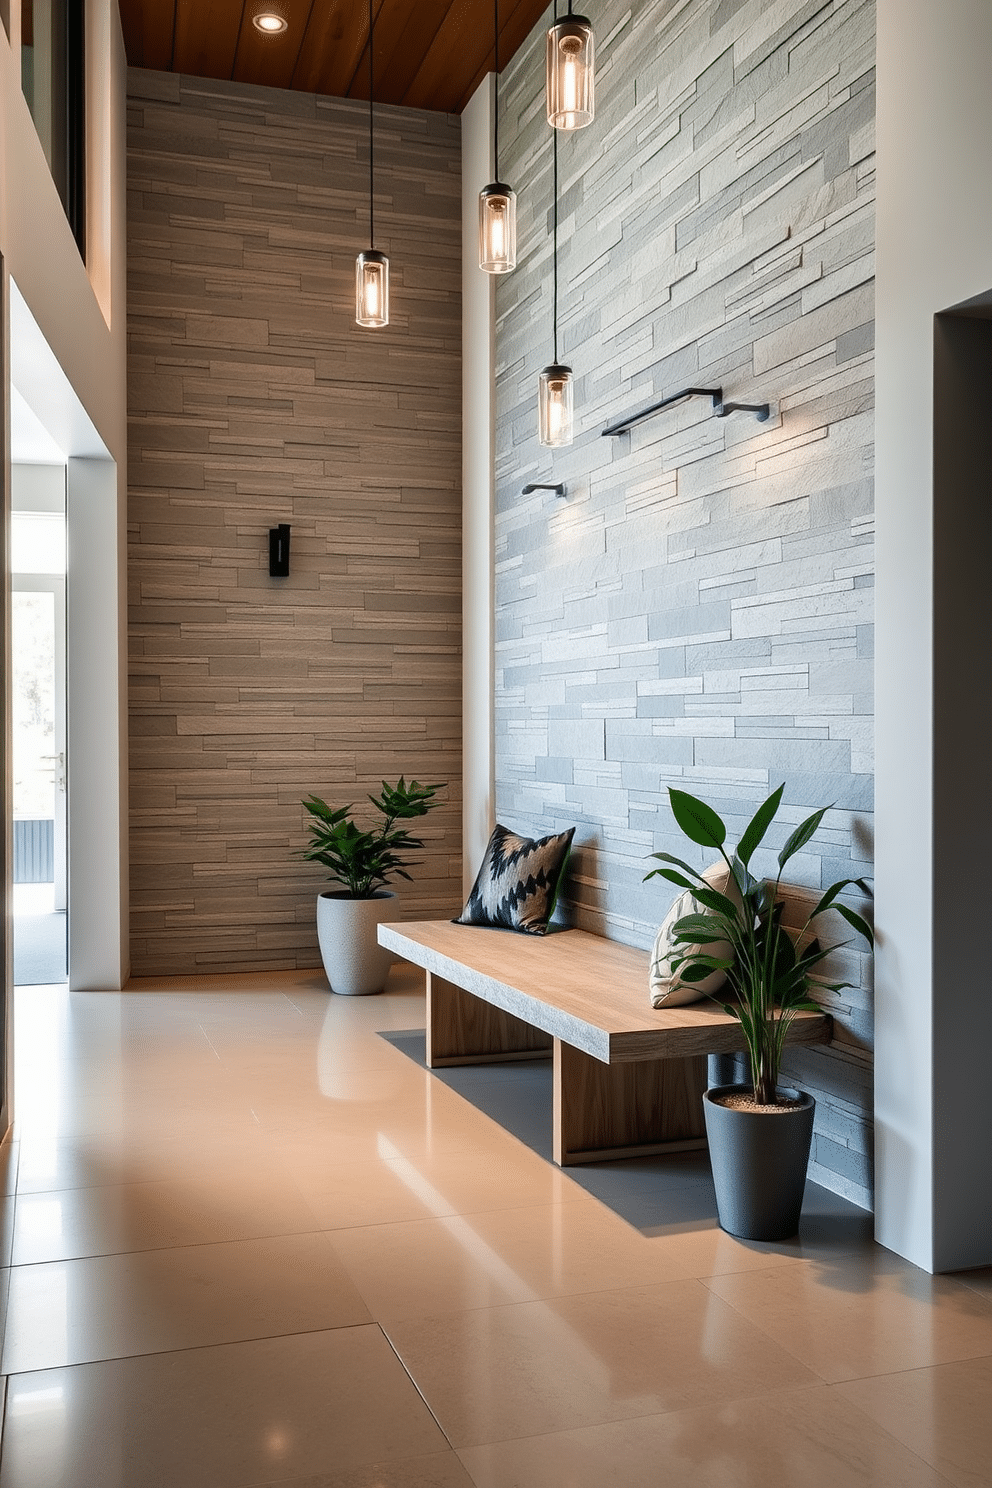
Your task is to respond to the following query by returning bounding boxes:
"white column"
[461,76,496,894]
[875,0,992,1271]
[67,455,128,990]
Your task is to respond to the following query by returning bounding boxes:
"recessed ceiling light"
[253,12,288,33]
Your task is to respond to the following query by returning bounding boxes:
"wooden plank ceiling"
[119,0,552,113]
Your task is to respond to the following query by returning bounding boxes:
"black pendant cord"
[493,0,499,178]
[369,0,375,248]
[552,123,559,364]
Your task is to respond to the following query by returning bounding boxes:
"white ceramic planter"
[316,890,397,996]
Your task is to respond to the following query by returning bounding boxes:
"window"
[21,0,85,258]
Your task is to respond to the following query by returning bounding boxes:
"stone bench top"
[378,919,831,1065]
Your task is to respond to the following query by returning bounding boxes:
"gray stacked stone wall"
[494,0,875,1207]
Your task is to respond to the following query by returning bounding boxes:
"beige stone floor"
[1,964,990,1487]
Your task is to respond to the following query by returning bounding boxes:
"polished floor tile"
[955,1267,992,1302]
[836,1354,992,1487]
[329,1195,818,1328]
[292,1134,583,1234]
[3,1230,370,1373]
[11,1165,321,1265]
[14,1134,293,1195]
[6,973,990,1486]
[0,1142,19,1198]
[705,1254,992,1382]
[385,1278,823,1447]
[330,1210,542,1322]
[0,1327,447,1488]
[254,1459,476,1488]
[456,1383,953,1487]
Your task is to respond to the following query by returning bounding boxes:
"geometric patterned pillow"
[454,823,575,936]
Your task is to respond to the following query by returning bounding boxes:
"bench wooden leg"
[426,973,554,1068]
[552,1040,708,1165]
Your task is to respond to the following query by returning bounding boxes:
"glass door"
[11,507,67,985]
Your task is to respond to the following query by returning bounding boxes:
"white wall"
[1,2,124,436]
[1,2,129,1029]
[875,0,992,1271]
[461,76,496,893]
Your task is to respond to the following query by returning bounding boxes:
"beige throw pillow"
[649,862,736,1008]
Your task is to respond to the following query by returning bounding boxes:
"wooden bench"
[378,920,832,1167]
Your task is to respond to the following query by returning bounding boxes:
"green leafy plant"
[645,784,873,1104]
[300,777,444,899]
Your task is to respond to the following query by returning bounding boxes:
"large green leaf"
[669,789,727,849]
[777,805,831,871]
[643,867,698,892]
[644,850,709,883]
[302,796,353,826]
[671,913,731,943]
[677,959,733,982]
[737,784,784,866]
[834,903,874,947]
[808,876,873,924]
[690,886,743,922]
[729,854,760,899]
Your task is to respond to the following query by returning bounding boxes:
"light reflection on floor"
[0,963,990,1487]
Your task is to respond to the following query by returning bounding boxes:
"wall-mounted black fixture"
[716,401,771,422]
[602,385,770,438]
[269,523,291,577]
[521,482,567,498]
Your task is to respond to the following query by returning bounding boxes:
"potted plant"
[645,783,873,1240]
[300,777,443,996]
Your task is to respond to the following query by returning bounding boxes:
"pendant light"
[547,0,595,131]
[356,0,388,327]
[479,0,516,274]
[539,125,572,447]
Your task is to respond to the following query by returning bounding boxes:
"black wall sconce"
[522,482,567,498]
[269,523,291,577]
[602,386,770,438]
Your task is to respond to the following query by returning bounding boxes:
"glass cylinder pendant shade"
[547,14,594,129]
[539,363,573,447]
[479,183,517,274]
[356,249,389,327]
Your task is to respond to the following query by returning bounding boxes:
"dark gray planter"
[703,1084,815,1241]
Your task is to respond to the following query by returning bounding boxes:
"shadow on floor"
[381,1028,875,1252]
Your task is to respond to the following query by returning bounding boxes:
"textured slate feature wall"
[494,0,875,1206]
[127,71,462,976]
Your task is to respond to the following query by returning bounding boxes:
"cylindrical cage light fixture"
[539,362,574,447]
[538,110,573,447]
[479,0,517,274]
[356,0,388,327]
[356,249,388,328]
[479,182,517,274]
[546,8,594,130]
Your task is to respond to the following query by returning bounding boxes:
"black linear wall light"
[602,386,771,438]
[521,482,566,497]
[269,524,291,577]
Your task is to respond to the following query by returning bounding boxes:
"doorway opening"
[5,277,125,1002]
[11,467,67,986]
